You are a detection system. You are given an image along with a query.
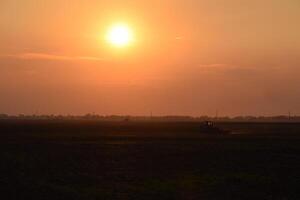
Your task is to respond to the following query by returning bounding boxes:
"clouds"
[0,53,105,61]
[0,0,300,116]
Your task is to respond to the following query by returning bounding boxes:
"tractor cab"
[204,121,214,127]
[199,121,229,134]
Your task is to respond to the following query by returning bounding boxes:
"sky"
[0,0,300,116]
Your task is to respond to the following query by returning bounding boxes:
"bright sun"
[106,24,133,47]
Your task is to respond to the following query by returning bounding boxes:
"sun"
[106,24,133,47]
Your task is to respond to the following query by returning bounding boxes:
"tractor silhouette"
[199,121,229,134]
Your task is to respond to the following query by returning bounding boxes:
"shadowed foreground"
[0,120,300,199]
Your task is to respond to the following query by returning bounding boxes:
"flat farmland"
[0,120,300,200]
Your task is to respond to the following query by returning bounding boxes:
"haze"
[1,0,300,116]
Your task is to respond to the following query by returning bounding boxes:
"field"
[0,120,300,199]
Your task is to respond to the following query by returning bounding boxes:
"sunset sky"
[1,0,300,116]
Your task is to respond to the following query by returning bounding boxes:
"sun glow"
[106,24,133,47]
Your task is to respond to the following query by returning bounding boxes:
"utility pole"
[215,109,219,120]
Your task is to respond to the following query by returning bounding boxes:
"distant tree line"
[0,113,300,122]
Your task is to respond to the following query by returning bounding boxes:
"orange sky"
[0,0,300,116]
